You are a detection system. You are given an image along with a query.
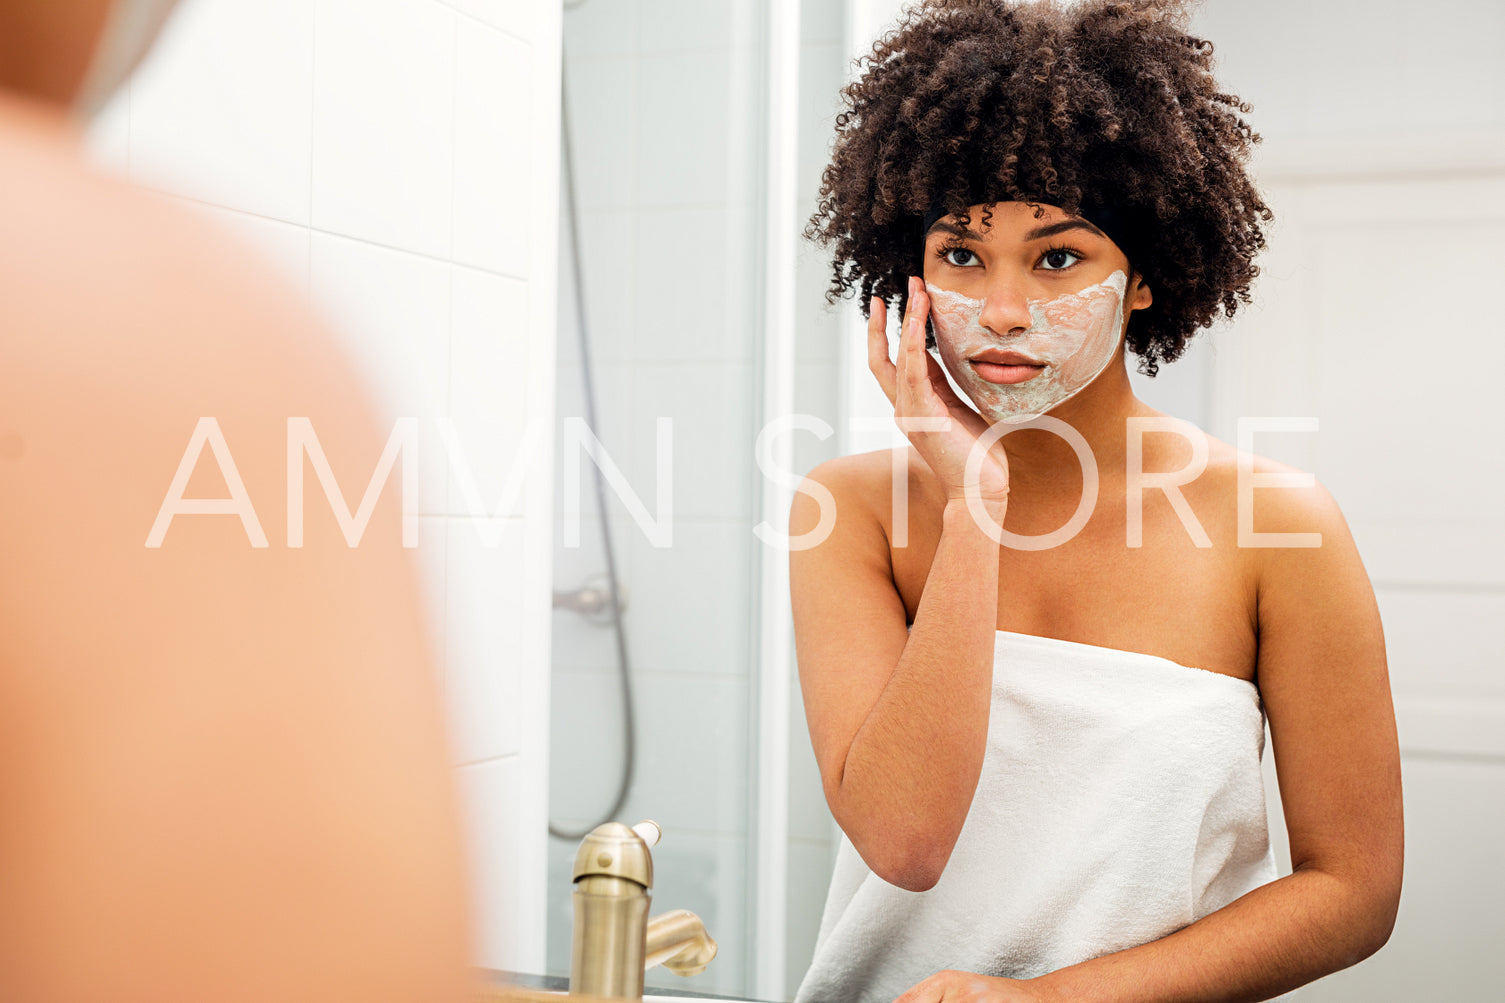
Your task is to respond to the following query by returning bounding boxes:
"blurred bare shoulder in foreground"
[0,11,474,1001]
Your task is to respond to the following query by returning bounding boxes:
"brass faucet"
[569,820,718,1000]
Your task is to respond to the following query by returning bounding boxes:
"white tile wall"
[90,0,563,974]
[445,0,543,44]
[784,839,837,999]
[636,52,736,207]
[620,520,753,676]
[174,198,313,298]
[549,666,751,833]
[564,60,637,214]
[639,0,737,53]
[311,0,456,258]
[460,754,550,972]
[785,681,831,846]
[308,232,452,515]
[558,0,639,58]
[454,20,533,276]
[551,405,637,526]
[785,673,839,994]
[448,267,535,518]
[630,205,759,363]
[547,664,631,826]
[795,42,842,223]
[130,0,314,223]
[560,217,633,368]
[447,516,531,765]
[624,362,755,521]
[550,516,636,671]
[801,0,844,46]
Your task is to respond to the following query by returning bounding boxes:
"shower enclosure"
[548,1,842,999]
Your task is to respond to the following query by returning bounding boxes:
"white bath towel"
[794,630,1303,1003]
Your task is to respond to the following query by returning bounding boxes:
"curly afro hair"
[804,0,1272,377]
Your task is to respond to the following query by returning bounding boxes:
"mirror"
[552,1,1497,1001]
[59,0,1496,993]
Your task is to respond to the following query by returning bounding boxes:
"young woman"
[788,2,1403,1001]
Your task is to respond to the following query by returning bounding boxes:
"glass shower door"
[548,1,769,997]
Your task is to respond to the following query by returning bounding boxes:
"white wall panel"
[1207,139,1505,1001]
[1294,756,1505,1001]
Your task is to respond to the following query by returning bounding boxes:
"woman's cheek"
[1040,284,1118,328]
[1049,302,1122,384]
[928,309,974,370]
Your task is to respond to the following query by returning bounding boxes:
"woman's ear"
[1128,271,1153,311]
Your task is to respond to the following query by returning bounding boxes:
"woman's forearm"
[1028,866,1396,1003]
[833,498,1003,889]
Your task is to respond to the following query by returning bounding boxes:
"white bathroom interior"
[87,0,1504,1000]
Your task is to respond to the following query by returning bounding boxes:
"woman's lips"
[971,360,1045,384]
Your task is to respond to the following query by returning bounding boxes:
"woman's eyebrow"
[926,220,986,240]
[1023,219,1107,241]
[926,218,1108,242]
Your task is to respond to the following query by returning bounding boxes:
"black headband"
[922,198,1140,274]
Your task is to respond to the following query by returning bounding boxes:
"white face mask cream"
[925,269,1128,421]
[71,0,180,123]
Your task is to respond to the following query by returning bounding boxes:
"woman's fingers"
[924,350,983,428]
[897,292,920,402]
[899,279,939,410]
[878,279,1010,505]
[876,278,960,428]
[867,295,898,406]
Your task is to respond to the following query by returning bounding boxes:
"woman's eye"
[1040,248,1082,270]
[940,246,978,267]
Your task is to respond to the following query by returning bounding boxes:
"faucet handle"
[571,822,654,889]
[631,819,661,848]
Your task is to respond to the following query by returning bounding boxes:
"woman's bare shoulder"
[1195,429,1338,520]
[0,121,473,1000]
[1159,428,1352,590]
[0,119,409,652]
[1,134,343,378]
[803,446,914,492]
[0,122,382,494]
[798,445,942,529]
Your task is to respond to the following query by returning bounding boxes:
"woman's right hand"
[869,276,1011,512]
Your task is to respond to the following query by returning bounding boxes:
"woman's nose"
[977,284,1035,337]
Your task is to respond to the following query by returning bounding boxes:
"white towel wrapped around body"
[794,629,1301,1003]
